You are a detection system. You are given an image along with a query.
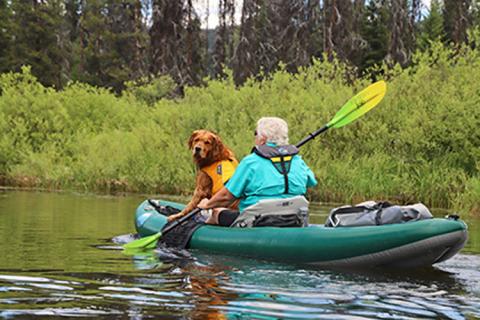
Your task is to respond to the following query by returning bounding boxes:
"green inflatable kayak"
[135,199,468,268]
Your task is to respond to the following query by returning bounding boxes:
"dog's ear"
[211,133,226,159]
[188,130,200,149]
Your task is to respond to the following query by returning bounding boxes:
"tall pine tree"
[184,0,204,85]
[417,0,444,50]
[444,0,472,45]
[323,0,366,64]
[360,0,389,72]
[212,0,236,78]
[77,0,148,91]
[388,0,409,66]
[77,0,113,87]
[0,0,12,74]
[108,0,148,82]
[270,0,305,72]
[300,0,323,64]
[150,0,204,87]
[233,0,263,84]
[9,0,68,88]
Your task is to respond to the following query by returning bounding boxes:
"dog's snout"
[194,146,202,153]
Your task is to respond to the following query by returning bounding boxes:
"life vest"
[253,144,299,194]
[201,159,238,195]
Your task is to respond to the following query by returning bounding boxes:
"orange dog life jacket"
[201,159,238,195]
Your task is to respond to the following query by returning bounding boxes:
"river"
[0,190,479,319]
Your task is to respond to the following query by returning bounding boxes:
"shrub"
[0,43,478,216]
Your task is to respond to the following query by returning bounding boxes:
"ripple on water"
[1,191,480,318]
[0,308,123,318]
[1,253,480,319]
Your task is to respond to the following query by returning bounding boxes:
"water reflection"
[113,248,480,319]
[1,249,480,319]
[0,191,479,319]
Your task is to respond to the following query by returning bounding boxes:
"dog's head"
[188,130,233,165]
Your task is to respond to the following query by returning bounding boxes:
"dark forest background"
[0,0,479,92]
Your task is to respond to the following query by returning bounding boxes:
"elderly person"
[198,117,317,226]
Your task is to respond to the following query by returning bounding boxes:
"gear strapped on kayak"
[253,144,299,194]
[325,201,434,228]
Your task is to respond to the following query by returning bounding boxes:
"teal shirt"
[225,145,317,212]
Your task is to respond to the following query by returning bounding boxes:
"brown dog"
[167,130,238,222]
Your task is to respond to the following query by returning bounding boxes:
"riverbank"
[0,42,478,216]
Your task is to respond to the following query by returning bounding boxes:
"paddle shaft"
[163,208,201,235]
[134,81,387,246]
[295,125,329,148]
[123,208,200,250]
[168,83,380,231]
[164,82,384,226]
[126,98,365,249]
[146,200,201,236]
[296,81,386,149]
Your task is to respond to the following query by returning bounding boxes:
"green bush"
[123,75,176,106]
[0,43,478,216]
[454,175,480,215]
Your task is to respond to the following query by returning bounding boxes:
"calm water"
[0,190,479,319]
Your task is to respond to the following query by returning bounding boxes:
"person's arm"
[198,187,237,209]
[306,166,317,188]
[298,156,317,188]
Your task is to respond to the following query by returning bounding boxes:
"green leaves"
[0,44,478,215]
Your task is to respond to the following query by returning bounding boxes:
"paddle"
[123,80,387,250]
[296,80,386,148]
[123,208,201,250]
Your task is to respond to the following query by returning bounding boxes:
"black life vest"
[253,144,299,194]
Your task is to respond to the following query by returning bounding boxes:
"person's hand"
[198,198,210,209]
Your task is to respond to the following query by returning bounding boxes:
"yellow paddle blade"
[122,232,161,250]
[327,80,387,128]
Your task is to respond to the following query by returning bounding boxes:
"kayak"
[134,199,468,268]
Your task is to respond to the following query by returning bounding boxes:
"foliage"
[0,0,12,75]
[149,0,205,87]
[75,0,147,92]
[360,0,390,72]
[443,0,471,45]
[0,42,479,216]
[417,0,445,50]
[123,76,176,106]
[7,0,67,88]
[454,176,480,215]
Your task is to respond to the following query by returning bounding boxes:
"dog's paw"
[167,213,182,222]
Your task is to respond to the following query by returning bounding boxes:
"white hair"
[256,117,289,146]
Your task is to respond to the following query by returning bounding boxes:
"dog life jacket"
[253,144,299,194]
[201,159,238,194]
